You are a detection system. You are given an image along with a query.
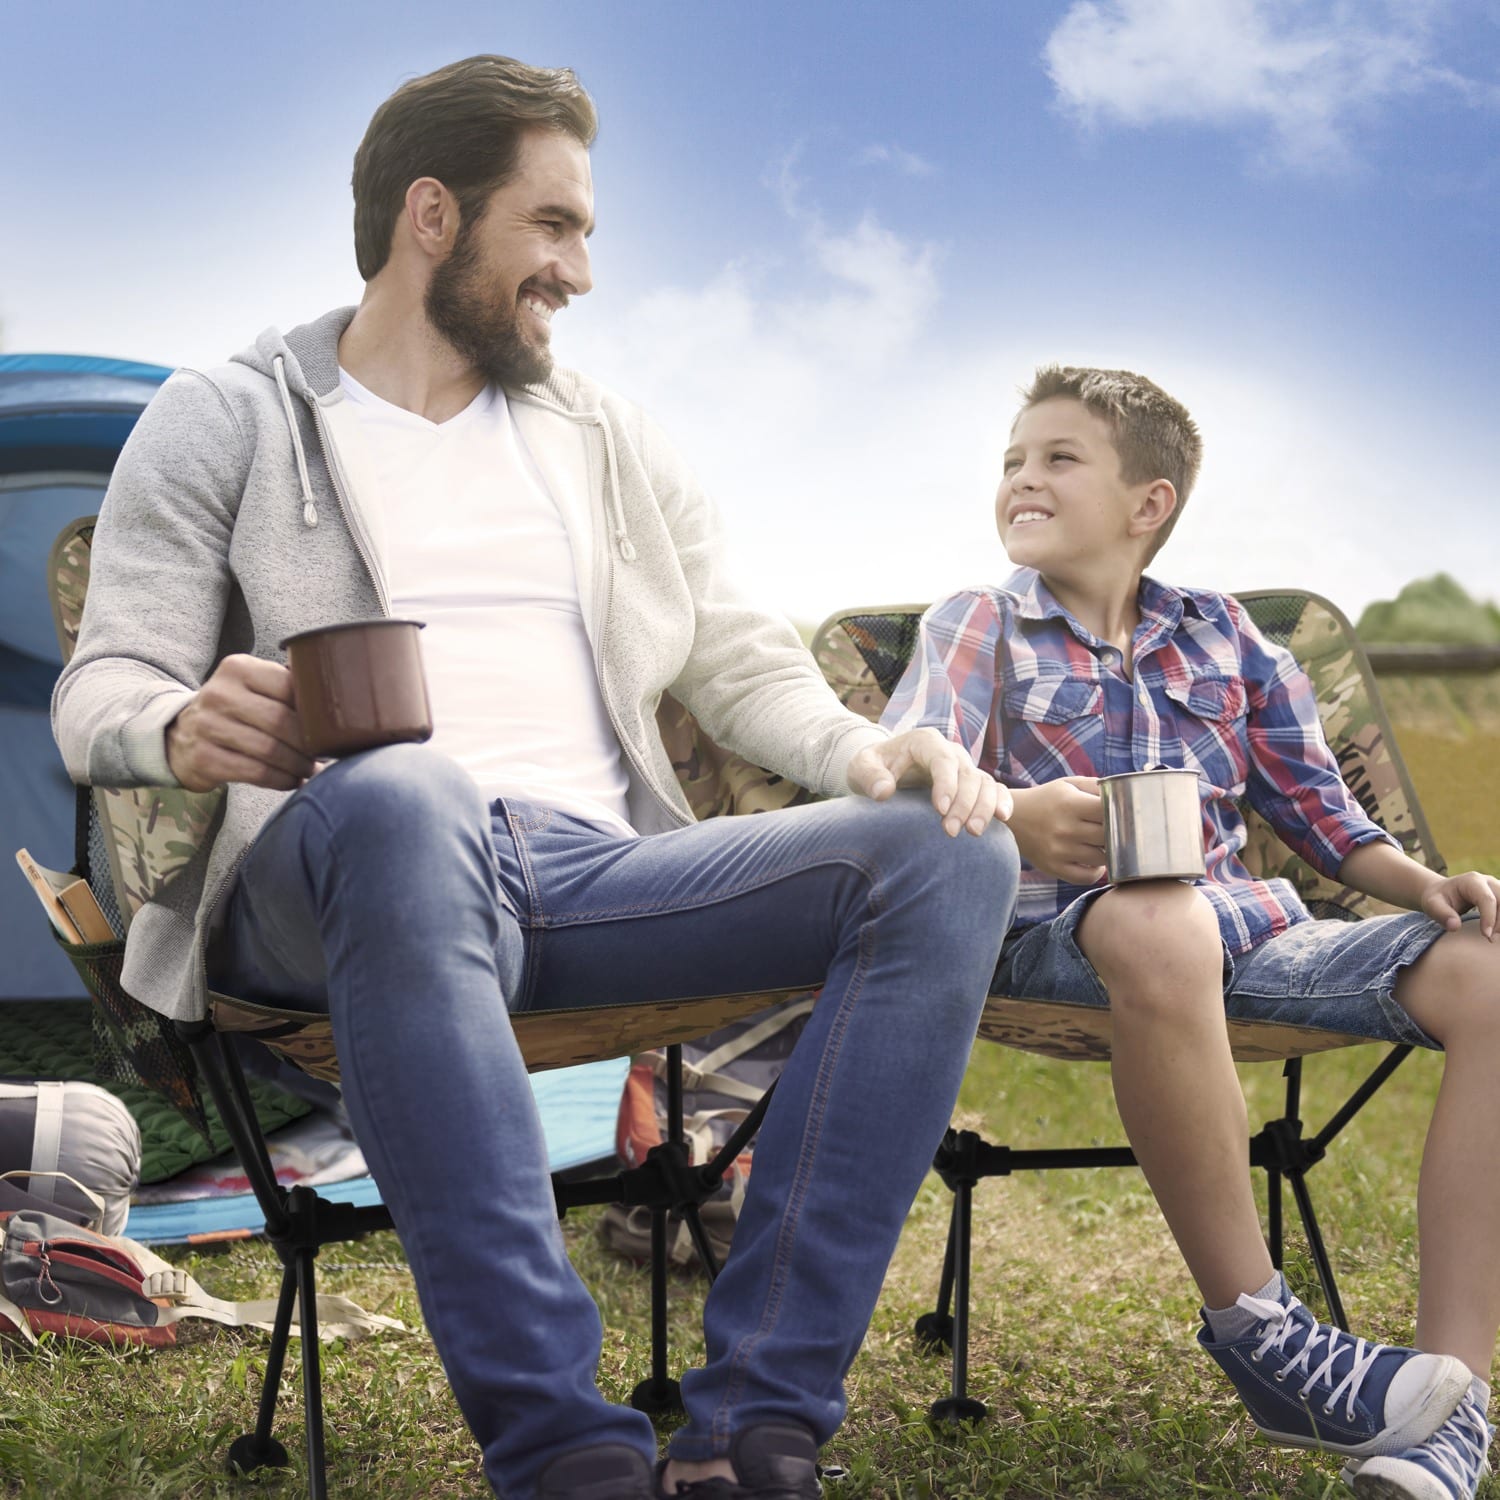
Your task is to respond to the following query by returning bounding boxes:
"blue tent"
[0,354,172,997]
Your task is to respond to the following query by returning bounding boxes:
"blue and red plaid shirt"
[881,569,1395,954]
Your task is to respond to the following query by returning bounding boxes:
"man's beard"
[424,222,553,388]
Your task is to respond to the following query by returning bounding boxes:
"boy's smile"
[995,396,1144,572]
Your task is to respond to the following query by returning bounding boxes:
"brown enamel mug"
[1098,767,1206,884]
[280,619,433,759]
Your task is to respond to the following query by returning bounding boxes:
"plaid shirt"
[882,569,1395,954]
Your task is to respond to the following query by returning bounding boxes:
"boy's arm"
[1232,598,1397,877]
[1337,842,1500,940]
[881,594,1100,878]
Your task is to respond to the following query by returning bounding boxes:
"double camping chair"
[45,515,1438,1490]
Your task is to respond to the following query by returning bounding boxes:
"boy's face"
[995,397,1153,577]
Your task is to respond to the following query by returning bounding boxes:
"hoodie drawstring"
[272,355,319,528]
[595,418,637,563]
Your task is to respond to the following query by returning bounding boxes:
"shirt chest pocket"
[1001,673,1105,778]
[1160,672,1249,792]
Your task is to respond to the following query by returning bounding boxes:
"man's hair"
[1019,365,1203,559]
[352,55,598,281]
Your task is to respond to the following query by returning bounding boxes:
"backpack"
[600,994,815,1271]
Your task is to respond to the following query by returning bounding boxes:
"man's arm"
[51,370,306,791]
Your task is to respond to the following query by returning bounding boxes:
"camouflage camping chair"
[46,516,819,1498]
[811,592,1440,1423]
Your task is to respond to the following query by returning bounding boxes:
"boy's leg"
[1389,923,1500,1377]
[492,789,1019,1482]
[1075,880,1274,1308]
[208,746,659,1500]
[1002,896,1473,1462]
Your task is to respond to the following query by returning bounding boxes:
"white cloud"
[1043,0,1483,172]
[857,143,937,177]
[558,206,1498,630]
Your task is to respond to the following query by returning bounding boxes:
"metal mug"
[281,619,434,759]
[1098,767,1206,884]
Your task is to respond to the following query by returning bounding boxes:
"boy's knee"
[1079,882,1222,998]
[1396,923,1500,1047]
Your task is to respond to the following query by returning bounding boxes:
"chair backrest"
[49,519,224,936]
[810,590,1442,923]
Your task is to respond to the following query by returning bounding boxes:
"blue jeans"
[208,744,1020,1498]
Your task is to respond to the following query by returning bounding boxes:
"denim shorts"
[993,895,1448,1049]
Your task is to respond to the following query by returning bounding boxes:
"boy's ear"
[1127,480,1177,542]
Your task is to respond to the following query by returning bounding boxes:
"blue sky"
[3,0,1496,623]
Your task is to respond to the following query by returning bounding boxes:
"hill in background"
[1357,573,1500,645]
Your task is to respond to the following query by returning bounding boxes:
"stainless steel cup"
[1099,768,1206,883]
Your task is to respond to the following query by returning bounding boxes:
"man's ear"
[402,177,461,260]
[1128,479,1178,543]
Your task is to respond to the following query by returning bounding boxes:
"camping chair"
[44,516,820,1498]
[809,591,1441,1423]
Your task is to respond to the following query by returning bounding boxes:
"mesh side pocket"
[52,932,209,1137]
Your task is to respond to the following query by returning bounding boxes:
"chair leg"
[630,1206,683,1415]
[297,1245,328,1500]
[226,1262,296,1477]
[929,1179,987,1425]
[914,1194,959,1352]
[1288,1169,1348,1331]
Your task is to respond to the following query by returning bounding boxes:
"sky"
[3,0,1497,626]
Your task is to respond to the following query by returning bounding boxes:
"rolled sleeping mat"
[0,1081,141,1236]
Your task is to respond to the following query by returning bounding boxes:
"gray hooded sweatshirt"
[53,307,887,1021]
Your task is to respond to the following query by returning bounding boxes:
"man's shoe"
[1198,1289,1471,1458]
[730,1423,821,1499]
[537,1442,657,1499]
[1351,1378,1494,1499]
[659,1422,821,1499]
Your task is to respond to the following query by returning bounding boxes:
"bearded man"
[54,55,1019,1500]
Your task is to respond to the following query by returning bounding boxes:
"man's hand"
[1005,777,1107,884]
[1420,870,1500,941]
[165,654,316,793]
[847,728,1012,837]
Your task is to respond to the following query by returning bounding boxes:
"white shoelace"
[1236,1291,1385,1422]
[1408,1395,1492,1489]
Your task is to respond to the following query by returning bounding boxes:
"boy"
[883,365,1500,1499]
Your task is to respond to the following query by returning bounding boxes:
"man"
[54,56,1020,1500]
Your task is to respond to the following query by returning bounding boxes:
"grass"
[4,702,1495,1497]
[2,1039,1489,1498]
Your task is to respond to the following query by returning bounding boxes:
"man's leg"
[209,745,657,1499]
[492,790,1019,1476]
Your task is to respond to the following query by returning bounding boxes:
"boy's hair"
[352,55,598,281]
[1020,365,1203,559]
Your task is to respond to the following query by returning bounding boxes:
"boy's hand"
[1421,870,1500,941]
[848,728,1013,836]
[166,654,316,792]
[1007,777,1108,884]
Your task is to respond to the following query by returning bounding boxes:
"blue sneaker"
[1350,1379,1493,1498]
[1198,1289,1471,1457]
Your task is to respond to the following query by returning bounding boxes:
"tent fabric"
[1,356,170,996]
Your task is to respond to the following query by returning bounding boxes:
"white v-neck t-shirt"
[337,370,633,836]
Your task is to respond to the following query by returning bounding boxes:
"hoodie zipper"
[192,373,394,998]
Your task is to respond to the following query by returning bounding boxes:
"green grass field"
[2,708,1495,1498]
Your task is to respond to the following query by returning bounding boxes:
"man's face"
[995,397,1145,573]
[425,127,595,387]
